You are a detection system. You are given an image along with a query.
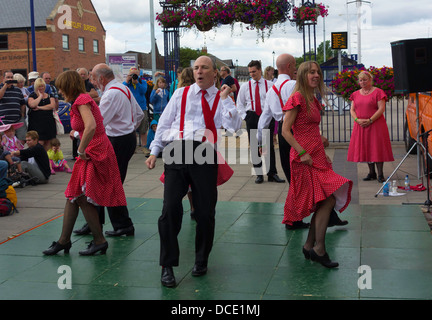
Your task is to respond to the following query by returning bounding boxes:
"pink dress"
[347,88,394,162]
[282,92,352,225]
[64,94,127,207]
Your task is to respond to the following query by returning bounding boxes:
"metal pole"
[150,0,157,78]
[30,0,37,71]
[356,0,361,64]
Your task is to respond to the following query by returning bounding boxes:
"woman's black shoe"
[377,175,385,183]
[43,241,72,255]
[363,173,377,181]
[309,248,339,268]
[79,241,108,256]
[302,247,310,260]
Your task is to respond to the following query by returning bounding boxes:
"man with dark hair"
[220,66,237,99]
[237,60,285,184]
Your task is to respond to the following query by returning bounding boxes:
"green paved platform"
[0,198,431,300]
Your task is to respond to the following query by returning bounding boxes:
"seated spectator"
[48,138,72,174]
[11,131,51,184]
[0,122,24,173]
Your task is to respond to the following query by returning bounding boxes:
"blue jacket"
[146,119,158,149]
[150,89,169,115]
[123,81,147,111]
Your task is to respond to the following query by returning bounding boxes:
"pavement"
[1,132,432,301]
[1,134,430,243]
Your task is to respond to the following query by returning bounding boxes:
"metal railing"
[321,92,408,143]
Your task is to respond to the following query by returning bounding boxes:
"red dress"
[347,88,394,162]
[282,92,352,225]
[64,94,127,207]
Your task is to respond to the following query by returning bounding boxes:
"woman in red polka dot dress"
[43,71,127,256]
[282,61,352,268]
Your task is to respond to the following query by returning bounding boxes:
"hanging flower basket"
[184,3,217,31]
[292,2,328,27]
[195,22,214,32]
[156,9,185,28]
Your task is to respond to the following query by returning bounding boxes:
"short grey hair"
[93,66,114,80]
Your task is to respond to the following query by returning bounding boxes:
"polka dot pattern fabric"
[282,92,352,225]
[64,94,127,207]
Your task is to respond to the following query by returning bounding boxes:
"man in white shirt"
[91,63,144,237]
[258,53,296,183]
[146,56,241,287]
[237,60,284,184]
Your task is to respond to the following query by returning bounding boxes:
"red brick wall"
[0,0,106,81]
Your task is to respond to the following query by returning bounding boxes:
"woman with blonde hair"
[347,71,394,182]
[282,61,352,268]
[27,78,56,150]
[43,70,127,256]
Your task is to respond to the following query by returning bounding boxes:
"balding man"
[77,67,100,104]
[146,56,241,287]
[258,53,296,184]
[91,63,144,236]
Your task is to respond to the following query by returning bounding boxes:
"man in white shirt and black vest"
[237,60,285,184]
[146,56,241,287]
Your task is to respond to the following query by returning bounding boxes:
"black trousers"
[96,131,136,230]
[245,111,277,176]
[278,121,292,183]
[159,140,218,267]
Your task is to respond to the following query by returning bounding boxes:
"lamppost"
[272,51,275,68]
[30,0,37,71]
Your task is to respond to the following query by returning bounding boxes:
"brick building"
[0,0,105,81]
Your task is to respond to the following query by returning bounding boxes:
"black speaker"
[391,38,432,94]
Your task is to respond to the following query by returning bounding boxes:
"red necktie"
[201,90,217,144]
[255,81,262,116]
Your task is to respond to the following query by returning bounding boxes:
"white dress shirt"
[257,74,296,144]
[149,83,241,157]
[99,79,144,137]
[236,77,273,119]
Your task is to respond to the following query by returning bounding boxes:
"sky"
[92,0,432,70]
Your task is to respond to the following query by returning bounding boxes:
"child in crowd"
[145,119,158,153]
[0,123,25,173]
[150,77,169,122]
[47,138,72,174]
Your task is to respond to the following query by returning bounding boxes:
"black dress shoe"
[43,241,72,255]
[328,209,348,227]
[309,248,339,268]
[78,241,108,256]
[105,226,135,237]
[285,221,310,230]
[73,223,91,235]
[191,264,207,277]
[377,175,385,183]
[161,267,176,287]
[268,174,285,183]
[302,247,310,260]
[255,175,264,184]
[363,173,377,181]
